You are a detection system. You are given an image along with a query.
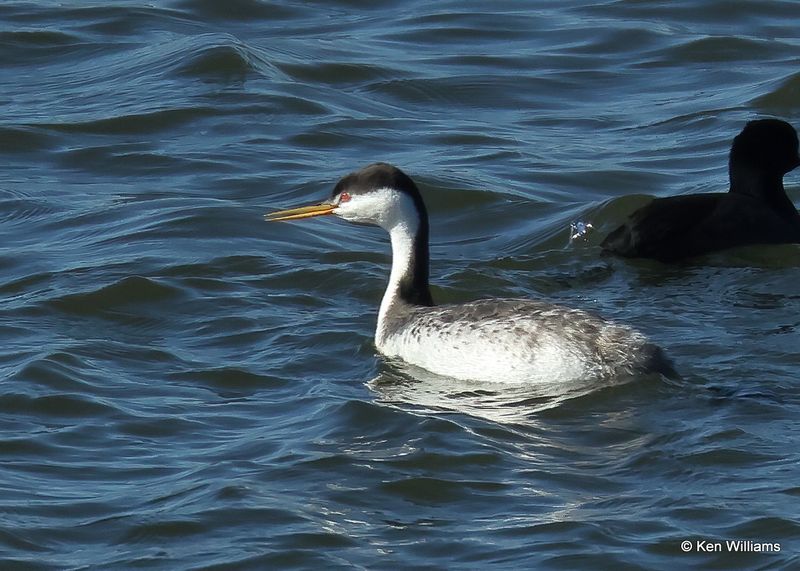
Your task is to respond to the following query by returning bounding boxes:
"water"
[1,1,799,569]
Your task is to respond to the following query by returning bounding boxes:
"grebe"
[268,163,673,384]
[602,119,800,262]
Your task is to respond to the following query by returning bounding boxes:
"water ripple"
[45,276,184,316]
[0,187,58,224]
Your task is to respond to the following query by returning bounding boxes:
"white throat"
[370,192,420,346]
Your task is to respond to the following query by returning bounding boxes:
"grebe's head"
[267,163,427,233]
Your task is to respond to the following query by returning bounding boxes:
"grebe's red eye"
[339,192,351,203]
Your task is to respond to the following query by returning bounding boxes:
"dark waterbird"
[267,163,674,385]
[601,119,800,262]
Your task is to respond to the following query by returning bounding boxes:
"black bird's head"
[730,118,800,176]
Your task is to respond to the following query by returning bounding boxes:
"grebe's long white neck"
[377,193,429,346]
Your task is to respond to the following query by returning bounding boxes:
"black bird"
[601,119,800,262]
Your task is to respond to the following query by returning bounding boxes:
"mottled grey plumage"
[378,297,672,384]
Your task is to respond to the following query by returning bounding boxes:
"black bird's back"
[601,192,800,262]
[601,119,800,262]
